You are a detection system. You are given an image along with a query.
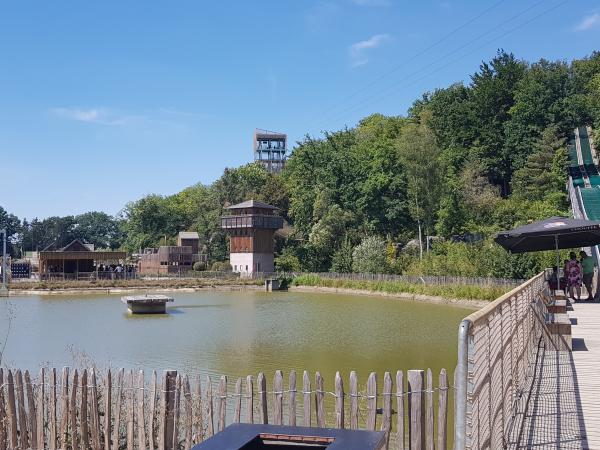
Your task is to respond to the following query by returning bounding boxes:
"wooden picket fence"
[0,367,451,450]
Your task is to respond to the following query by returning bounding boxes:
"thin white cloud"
[50,107,139,126]
[351,0,390,6]
[575,13,600,31]
[349,34,390,67]
[305,2,339,32]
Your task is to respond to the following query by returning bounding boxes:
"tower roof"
[225,200,278,210]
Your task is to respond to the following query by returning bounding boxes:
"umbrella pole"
[555,235,560,295]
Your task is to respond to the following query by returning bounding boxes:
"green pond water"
[0,290,472,437]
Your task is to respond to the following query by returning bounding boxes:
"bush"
[352,236,388,274]
[193,261,206,271]
[211,261,233,272]
[275,250,301,272]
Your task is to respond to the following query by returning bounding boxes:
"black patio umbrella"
[495,216,600,291]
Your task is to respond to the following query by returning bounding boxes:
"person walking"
[580,250,596,301]
[566,252,583,302]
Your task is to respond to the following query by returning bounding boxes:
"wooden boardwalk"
[510,302,600,449]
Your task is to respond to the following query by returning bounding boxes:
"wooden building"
[138,245,196,275]
[221,200,283,274]
[39,239,126,280]
[177,231,200,254]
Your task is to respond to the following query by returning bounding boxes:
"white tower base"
[230,253,274,276]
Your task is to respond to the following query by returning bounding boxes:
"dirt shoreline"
[288,285,486,309]
[7,284,264,296]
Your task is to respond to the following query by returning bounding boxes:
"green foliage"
[330,239,354,273]
[291,274,508,301]
[275,249,301,272]
[192,261,206,271]
[352,236,388,274]
[211,261,232,272]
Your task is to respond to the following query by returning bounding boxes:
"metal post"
[454,319,471,450]
[555,235,560,294]
[0,228,8,296]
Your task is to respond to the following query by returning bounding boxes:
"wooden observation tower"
[220,200,283,274]
[253,129,287,174]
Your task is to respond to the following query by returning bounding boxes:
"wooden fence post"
[273,371,283,426]
[112,369,124,450]
[288,371,297,427]
[425,369,434,450]
[49,368,57,450]
[172,375,181,450]
[245,376,253,425]
[137,370,147,450]
[15,370,29,450]
[334,372,344,429]
[366,372,377,431]
[258,373,268,425]
[104,369,111,450]
[437,369,448,450]
[205,376,214,438]
[36,368,45,450]
[396,371,404,450]
[90,368,101,450]
[163,370,177,450]
[381,371,392,448]
[315,372,325,428]
[6,370,17,450]
[80,369,89,450]
[408,370,425,450]
[302,371,311,427]
[58,367,69,450]
[233,378,242,424]
[350,371,358,430]
[216,376,226,432]
[0,368,6,450]
[127,371,135,450]
[69,370,79,450]
[150,370,158,449]
[183,375,193,450]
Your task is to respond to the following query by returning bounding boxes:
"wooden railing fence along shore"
[31,271,524,288]
[0,367,451,450]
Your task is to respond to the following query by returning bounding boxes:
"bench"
[546,312,572,350]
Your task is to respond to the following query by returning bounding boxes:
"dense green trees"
[3,50,600,278]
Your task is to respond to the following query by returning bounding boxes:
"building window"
[246,265,248,271]
[234,265,237,271]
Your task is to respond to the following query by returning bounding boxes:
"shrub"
[352,236,388,274]
[211,261,233,272]
[193,261,206,271]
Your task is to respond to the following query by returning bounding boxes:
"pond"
[1,289,475,443]
[1,289,472,382]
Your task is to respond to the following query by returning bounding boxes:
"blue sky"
[1,0,599,219]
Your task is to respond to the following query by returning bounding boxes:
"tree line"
[2,50,600,279]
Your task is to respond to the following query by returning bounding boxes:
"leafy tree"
[74,211,122,249]
[511,126,568,202]
[330,238,354,273]
[352,236,388,274]
[0,206,21,256]
[275,249,301,272]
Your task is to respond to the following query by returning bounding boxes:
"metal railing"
[454,272,548,450]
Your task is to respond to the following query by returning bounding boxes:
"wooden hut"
[39,239,126,280]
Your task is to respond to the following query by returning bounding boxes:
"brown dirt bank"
[7,278,263,296]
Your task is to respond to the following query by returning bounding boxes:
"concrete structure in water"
[121,294,174,314]
[221,200,283,275]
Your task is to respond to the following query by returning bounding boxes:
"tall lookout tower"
[221,200,283,274]
[254,129,287,174]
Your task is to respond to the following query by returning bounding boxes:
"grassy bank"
[291,274,510,301]
[9,278,262,291]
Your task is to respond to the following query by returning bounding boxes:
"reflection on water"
[0,290,472,383]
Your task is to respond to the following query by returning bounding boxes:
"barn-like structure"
[39,239,126,280]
